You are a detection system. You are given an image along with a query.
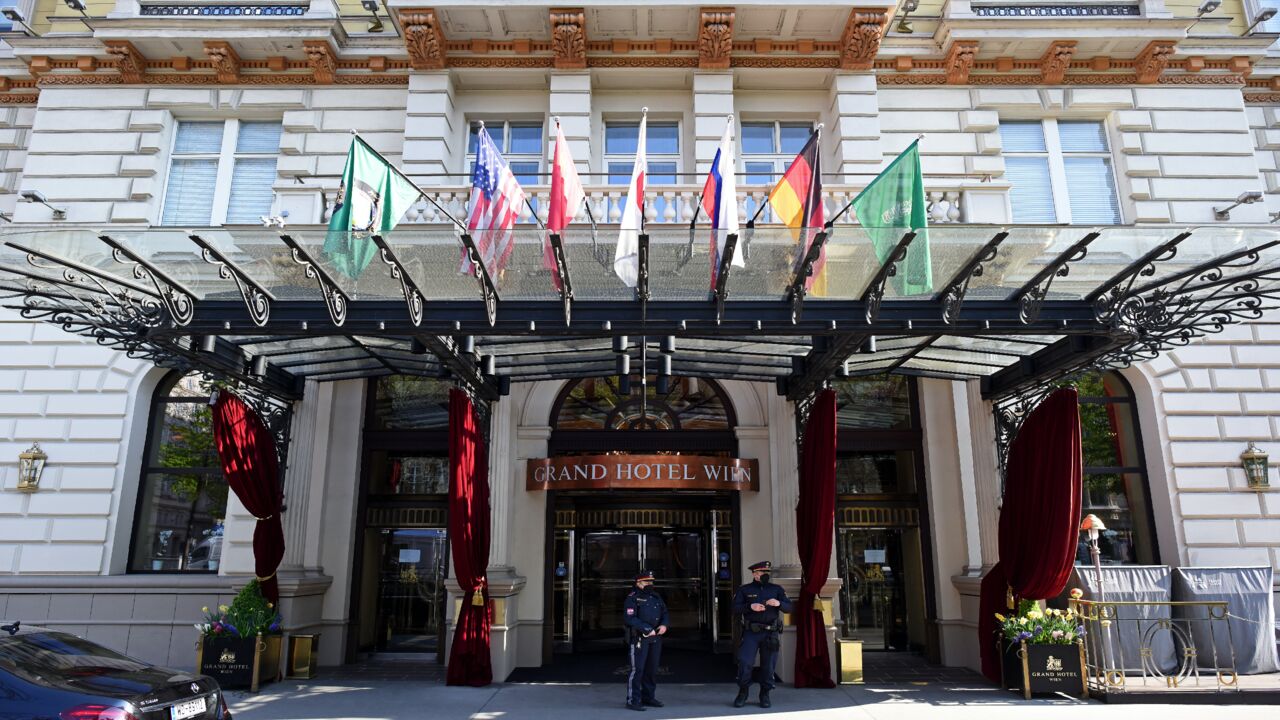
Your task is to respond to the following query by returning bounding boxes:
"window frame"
[467,119,545,186]
[602,119,681,186]
[1001,118,1122,225]
[160,118,281,227]
[127,371,226,575]
[740,120,816,185]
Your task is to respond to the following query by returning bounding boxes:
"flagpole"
[829,134,925,227]
[349,129,468,234]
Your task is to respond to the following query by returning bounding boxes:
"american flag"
[463,125,526,276]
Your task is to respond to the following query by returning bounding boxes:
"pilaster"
[826,73,881,184]
[549,72,592,173]
[693,72,734,175]
[965,380,1001,566]
[768,393,801,573]
[487,395,515,571]
[404,71,457,182]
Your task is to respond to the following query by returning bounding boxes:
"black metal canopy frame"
[1,224,1279,470]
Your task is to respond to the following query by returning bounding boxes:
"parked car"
[0,622,232,720]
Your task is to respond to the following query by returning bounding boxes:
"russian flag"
[702,118,740,290]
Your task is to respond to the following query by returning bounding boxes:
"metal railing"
[1072,599,1240,694]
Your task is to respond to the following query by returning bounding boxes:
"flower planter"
[1012,640,1088,699]
[197,633,282,692]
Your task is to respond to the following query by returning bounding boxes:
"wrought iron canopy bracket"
[413,333,500,402]
[199,374,296,476]
[1088,231,1189,326]
[935,231,1006,325]
[98,235,196,327]
[279,233,351,327]
[784,229,830,324]
[370,234,426,327]
[189,233,275,327]
[861,231,917,325]
[636,232,650,304]
[712,232,739,326]
[459,233,500,327]
[1011,231,1098,325]
[548,232,574,327]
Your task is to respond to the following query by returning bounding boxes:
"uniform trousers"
[627,635,662,705]
[736,630,780,690]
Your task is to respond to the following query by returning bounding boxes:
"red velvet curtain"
[211,392,284,606]
[979,387,1083,682]
[445,389,493,686]
[794,389,837,688]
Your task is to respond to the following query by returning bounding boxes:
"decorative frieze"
[550,9,587,70]
[139,3,306,15]
[203,41,241,84]
[945,41,980,85]
[1135,40,1176,85]
[104,41,146,84]
[839,9,888,71]
[1039,41,1076,85]
[973,3,1139,16]
[399,8,446,71]
[303,40,336,84]
[698,8,734,70]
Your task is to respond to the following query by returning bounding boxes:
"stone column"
[693,72,735,174]
[965,380,1002,566]
[404,71,457,182]
[950,381,984,576]
[827,73,881,184]
[279,382,318,572]
[487,395,515,572]
[548,72,592,173]
[769,393,801,573]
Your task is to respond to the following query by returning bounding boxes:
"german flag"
[767,128,823,230]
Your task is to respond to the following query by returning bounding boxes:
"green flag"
[851,140,931,295]
[323,135,422,279]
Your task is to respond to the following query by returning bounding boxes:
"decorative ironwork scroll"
[458,233,500,327]
[937,231,1006,325]
[861,231,915,325]
[548,233,574,327]
[784,229,830,325]
[279,233,350,327]
[713,233,739,325]
[189,233,274,327]
[1088,232,1188,326]
[370,234,426,327]
[1013,231,1097,324]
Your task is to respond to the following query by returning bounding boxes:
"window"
[604,121,679,185]
[741,121,813,185]
[1075,371,1158,565]
[161,120,281,226]
[1000,120,1121,224]
[468,120,543,186]
[129,372,226,573]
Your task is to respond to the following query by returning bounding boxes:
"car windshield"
[0,631,149,673]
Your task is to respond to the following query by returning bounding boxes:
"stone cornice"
[550,8,587,70]
[398,8,447,71]
[839,9,889,72]
[698,7,735,70]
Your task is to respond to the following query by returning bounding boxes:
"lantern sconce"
[17,442,47,493]
[1241,442,1269,491]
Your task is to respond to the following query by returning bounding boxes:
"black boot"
[732,686,749,708]
[759,690,772,708]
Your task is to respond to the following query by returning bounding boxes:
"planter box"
[197,633,282,692]
[1011,640,1088,699]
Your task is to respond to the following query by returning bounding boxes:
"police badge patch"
[626,608,635,615]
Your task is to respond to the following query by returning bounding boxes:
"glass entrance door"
[574,530,709,651]
[376,528,448,654]
[836,527,926,651]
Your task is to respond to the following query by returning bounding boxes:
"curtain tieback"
[471,589,485,607]
[254,514,275,521]
[1006,584,1015,610]
[256,571,277,582]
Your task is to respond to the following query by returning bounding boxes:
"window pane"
[1058,121,1109,153]
[1078,473,1153,564]
[372,376,452,430]
[173,121,224,154]
[836,450,916,494]
[151,401,219,469]
[999,121,1047,153]
[509,123,543,155]
[648,122,679,155]
[509,162,541,187]
[1064,157,1121,224]
[225,157,277,224]
[834,376,913,429]
[235,121,281,153]
[605,123,640,155]
[1005,156,1057,223]
[649,162,677,185]
[741,122,775,155]
[608,161,633,185]
[470,122,504,154]
[369,453,449,495]
[746,161,776,185]
[161,158,218,225]
[130,473,226,572]
[780,123,813,154]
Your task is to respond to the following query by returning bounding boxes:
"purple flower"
[224,623,239,637]
[1076,625,1086,635]
[269,621,281,633]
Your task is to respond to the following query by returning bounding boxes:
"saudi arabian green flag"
[851,140,931,295]
[323,135,422,278]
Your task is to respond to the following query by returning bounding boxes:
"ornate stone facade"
[103,41,146,84]
[399,8,447,71]
[203,41,241,84]
[1039,41,1077,85]
[1135,40,1177,85]
[839,9,888,72]
[945,41,979,85]
[698,8,734,70]
[550,9,587,70]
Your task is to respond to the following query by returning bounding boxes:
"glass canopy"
[1,224,1277,404]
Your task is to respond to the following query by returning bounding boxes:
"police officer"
[731,560,792,708]
[622,570,669,711]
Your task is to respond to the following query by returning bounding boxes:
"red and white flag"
[546,120,586,290]
[614,111,647,288]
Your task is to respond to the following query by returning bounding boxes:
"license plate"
[170,697,206,720]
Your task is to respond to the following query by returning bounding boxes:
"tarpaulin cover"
[1070,565,1176,673]
[1172,566,1279,675]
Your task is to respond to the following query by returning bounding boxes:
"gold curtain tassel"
[471,590,485,606]
[1006,585,1015,610]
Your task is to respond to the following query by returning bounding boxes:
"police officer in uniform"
[731,560,792,708]
[622,570,669,711]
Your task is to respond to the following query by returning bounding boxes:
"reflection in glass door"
[376,528,448,654]
[836,527,926,651]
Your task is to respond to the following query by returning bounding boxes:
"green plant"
[195,579,282,638]
[995,598,1084,646]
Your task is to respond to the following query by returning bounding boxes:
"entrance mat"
[506,648,737,684]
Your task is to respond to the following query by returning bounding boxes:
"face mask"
[759,573,771,585]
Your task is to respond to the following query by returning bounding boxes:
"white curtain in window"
[226,158,278,224]
[1064,157,1121,224]
[1005,156,1056,223]
[161,159,218,225]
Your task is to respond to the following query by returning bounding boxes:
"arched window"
[1076,370,1158,565]
[129,372,226,573]
[549,376,736,455]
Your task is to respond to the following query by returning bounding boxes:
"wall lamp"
[361,0,384,33]
[17,442,47,493]
[63,0,88,17]
[1,7,35,36]
[1187,0,1222,32]
[20,190,66,219]
[895,0,919,34]
[1213,191,1263,220]
[1247,7,1278,33]
[1241,442,1270,490]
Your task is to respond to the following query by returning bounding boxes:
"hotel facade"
[0,0,1278,682]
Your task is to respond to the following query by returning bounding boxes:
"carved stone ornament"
[840,9,888,71]
[400,8,446,70]
[698,8,734,70]
[104,41,146,84]
[1039,41,1076,85]
[945,40,979,85]
[1135,40,1176,84]
[303,40,337,84]
[203,41,241,84]
[550,9,587,70]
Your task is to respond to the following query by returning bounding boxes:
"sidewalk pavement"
[227,679,1280,719]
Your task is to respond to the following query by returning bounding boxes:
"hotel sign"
[526,455,759,492]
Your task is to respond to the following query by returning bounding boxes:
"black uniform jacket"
[731,580,794,627]
[623,586,670,636]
